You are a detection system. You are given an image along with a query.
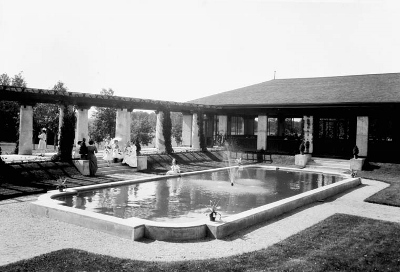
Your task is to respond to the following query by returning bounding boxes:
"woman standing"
[38,129,47,156]
[102,138,113,166]
[87,140,98,176]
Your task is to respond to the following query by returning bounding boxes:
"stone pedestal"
[73,160,90,176]
[137,156,147,170]
[295,154,312,167]
[350,158,365,171]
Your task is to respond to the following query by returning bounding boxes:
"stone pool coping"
[30,165,361,241]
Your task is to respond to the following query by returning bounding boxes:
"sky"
[1,0,399,104]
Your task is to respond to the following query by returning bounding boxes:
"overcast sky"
[1,0,399,103]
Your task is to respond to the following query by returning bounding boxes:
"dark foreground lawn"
[2,214,400,272]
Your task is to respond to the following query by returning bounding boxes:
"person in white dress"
[37,129,47,156]
[102,139,113,166]
[123,141,137,167]
[112,140,123,162]
[166,159,181,175]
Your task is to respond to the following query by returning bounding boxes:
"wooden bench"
[242,150,273,163]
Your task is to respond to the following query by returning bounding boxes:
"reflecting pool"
[55,167,343,223]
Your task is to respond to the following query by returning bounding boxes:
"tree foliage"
[58,105,76,161]
[0,72,26,143]
[197,112,207,151]
[32,81,67,146]
[171,112,183,146]
[89,88,116,142]
[161,109,173,154]
[131,111,155,146]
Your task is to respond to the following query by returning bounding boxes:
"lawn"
[2,214,400,271]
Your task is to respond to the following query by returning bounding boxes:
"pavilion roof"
[189,73,400,107]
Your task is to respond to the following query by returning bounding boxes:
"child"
[166,159,181,175]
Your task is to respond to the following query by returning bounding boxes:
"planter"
[209,212,217,222]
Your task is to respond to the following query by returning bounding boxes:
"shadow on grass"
[2,214,400,272]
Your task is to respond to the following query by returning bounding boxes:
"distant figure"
[79,138,88,159]
[38,129,47,156]
[166,159,181,175]
[102,138,113,166]
[87,140,98,176]
[73,141,82,159]
[112,140,123,163]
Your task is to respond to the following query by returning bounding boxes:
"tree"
[131,111,155,147]
[171,112,183,146]
[32,81,67,147]
[89,88,116,142]
[0,73,24,142]
[58,105,76,161]
[161,109,173,154]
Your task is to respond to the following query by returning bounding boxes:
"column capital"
[76,104,91,110]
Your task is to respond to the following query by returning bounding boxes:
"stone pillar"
[182,113,193,147]
[115,108,129,149]
[191,112,200,149]
[218,115,228,136]
[155,111,166,152]
[126,110,132,144]
[75,107,89,146]
[57,105,64,148]
[356,116,368,157]
[18,104,34,155]
[257,114,268,150]
[303,115,314,154]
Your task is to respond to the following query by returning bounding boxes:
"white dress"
[123,146,137,167]
[112,144,123,160]
[38,133,46,150]
[103,145,113,161]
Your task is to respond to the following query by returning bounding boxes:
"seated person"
[166,159,180,175]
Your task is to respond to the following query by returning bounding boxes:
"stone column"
[356,116,368,157]
[57,105,65,148]
[303,116,314,154]
[115,108,129,149]
[18,104,34,155]
[155,111,166,152]
[191,112,200,149]
[181,113,193,147]
[75,106,89,146]
[126,109,132,144]
[257,114,268,150]
[218,115,228,136]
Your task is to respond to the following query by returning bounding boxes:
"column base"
[350,158,365,171]
[295,154,312,167]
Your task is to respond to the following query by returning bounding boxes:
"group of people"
[102,138,138,168]
[73,138,98,177]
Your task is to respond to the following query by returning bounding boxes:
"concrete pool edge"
[30,166,361,241]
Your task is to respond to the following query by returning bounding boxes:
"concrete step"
[305,157,350,173]
[97,166,138,175]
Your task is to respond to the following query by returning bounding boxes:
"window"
[229,116,244,135]
[284,118,302,138]
[267,118,278,136]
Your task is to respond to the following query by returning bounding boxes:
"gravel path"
[1,178,400,266]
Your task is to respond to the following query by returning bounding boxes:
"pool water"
[55,167,343,223]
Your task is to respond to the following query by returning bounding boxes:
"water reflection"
[56,168,343,223]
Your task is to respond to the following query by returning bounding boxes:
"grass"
[2,214,400,271]
[1,154,400,271]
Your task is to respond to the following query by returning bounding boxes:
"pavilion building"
[186,73,400,162]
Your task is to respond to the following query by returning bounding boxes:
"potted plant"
[56,177,67,192]
[205,200,221,222]
[353,145,359,159]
